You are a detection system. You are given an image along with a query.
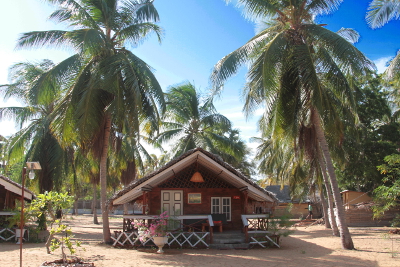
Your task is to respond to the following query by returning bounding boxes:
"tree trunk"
[319,186,331,229]
[92,183,99,224]
[100,114,111,243]
[73,196,78,215]
[317,146,339,236]
[312,109,354,249]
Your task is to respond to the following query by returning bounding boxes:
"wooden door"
[161,190,183,229]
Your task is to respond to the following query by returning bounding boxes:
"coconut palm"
[16,0,165,243]
[156,81,249,169]
[72,149,100,224]
[211,0,374,249]
[0,135,7,174]
[139,153,170,177]
[253,132,338,233]
[109,129,157,213]
[367,0,400,79]
[0,60,67,192]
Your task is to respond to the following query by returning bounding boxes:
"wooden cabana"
[109,148,278,248]
[0,175,36,242]
[0,175,35,211]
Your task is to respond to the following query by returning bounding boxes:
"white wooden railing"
[113,214,215,248]
[241,214,279,248]
[0,212,17,242]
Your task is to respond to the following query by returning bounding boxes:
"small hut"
[341,190,372,210]
[109,148,278,247]
[0,175,35,211]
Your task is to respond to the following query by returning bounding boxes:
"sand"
[1,214,399,267]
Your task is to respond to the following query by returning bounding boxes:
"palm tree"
[156,81,249,168]
[0,60,67,192]
[367,0,400,79]
[16,0,165,243]
[72,149,100,224]
[0,135,7,174]
[253,128,340,234]
[109,129,157,213]
[211,0,374,249]
[139,153,170,177]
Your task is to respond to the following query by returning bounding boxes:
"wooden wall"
[147,187,251,230]
[342,191,372,209]
[0,185,18,211]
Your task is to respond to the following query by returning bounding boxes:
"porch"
[111,213,279,249]
[0,211,29,242]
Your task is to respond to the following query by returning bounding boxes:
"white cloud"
[0,120,17,138]
[374,56,392,74]
[223,111,245,119]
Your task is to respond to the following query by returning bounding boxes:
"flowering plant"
[132,211,169,241]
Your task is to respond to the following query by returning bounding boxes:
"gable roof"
[265,185,292,203]
[266,185,313,204]
[0,175,36,201]
[111,148,277,205]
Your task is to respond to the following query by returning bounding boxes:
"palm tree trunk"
[100,114,111,243]
[92,183,99,224]
[312,109,354,249]
[317,146,339,236]
[73,196,78,215]
[319,185,331,229]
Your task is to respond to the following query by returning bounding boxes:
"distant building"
[340,190,372,210]
[265,185,320,219]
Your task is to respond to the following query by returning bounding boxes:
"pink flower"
[132,211,170,239]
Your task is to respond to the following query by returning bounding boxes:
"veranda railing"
[113,214,215,248]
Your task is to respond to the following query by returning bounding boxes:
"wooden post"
[19,168,26,267]
[210,225,213,244]
[243,190,248,214]
[147,192,151,214]
[142,192,147,214]
[5,190,10,209]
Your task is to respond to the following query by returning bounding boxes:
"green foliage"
[17,0,166,242]
[269,206,295,237]
[7,207,33,228]
[367,0,400,80]
[373,154,400,218]
[29,191,74,222]
[0,60,68,193]
[338,74,397,192]
[390,214,400,228]
[27,191,75,255]
[156,81,254,175]
[49,220,83,263]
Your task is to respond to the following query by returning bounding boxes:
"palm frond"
[367,0,400,29]
[16,30,70,49]
[385,50,400,79]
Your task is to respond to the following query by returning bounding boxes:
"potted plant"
[7,207,32,244]
[132,211,170,253]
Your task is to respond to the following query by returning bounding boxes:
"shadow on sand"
[130,233,376,267]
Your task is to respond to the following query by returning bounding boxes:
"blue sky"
[1,0,400,155]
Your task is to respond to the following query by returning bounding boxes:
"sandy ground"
[1,214,399,267]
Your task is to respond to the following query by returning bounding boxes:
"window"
[211,197,231,221]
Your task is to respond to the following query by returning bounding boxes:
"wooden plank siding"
[146,187,244,230]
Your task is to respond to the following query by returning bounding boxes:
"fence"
[66,200,141,215]
[345,208,399,227]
